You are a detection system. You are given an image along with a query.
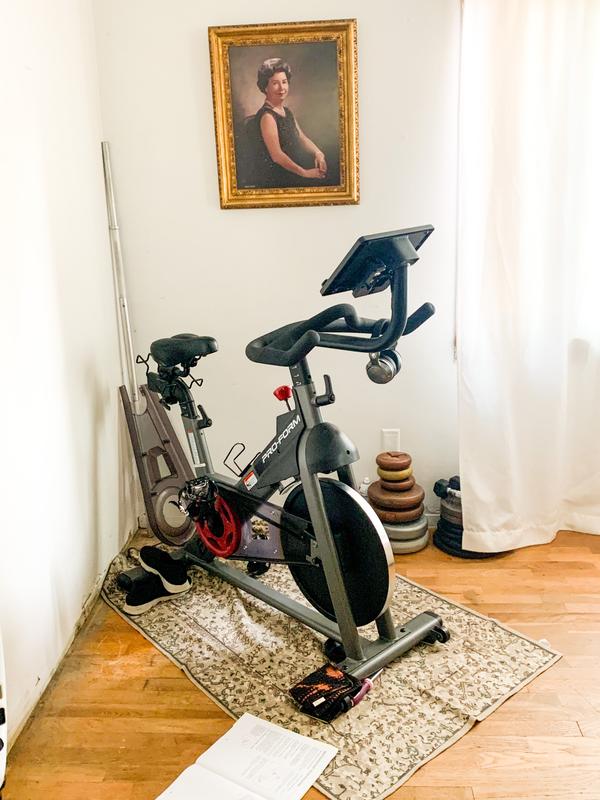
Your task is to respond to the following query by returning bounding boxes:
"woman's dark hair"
[257,58,292,93]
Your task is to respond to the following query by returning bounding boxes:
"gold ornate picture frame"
[208,19,359,209]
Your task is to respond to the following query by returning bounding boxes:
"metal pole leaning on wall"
[101,141,140,408]
[101,141,196,545]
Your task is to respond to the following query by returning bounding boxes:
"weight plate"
[441,494,462,511]
[368,480,424,510]
[282,479,394,627]
[440,510,463,527]
[376,451,412,471]
[377,465,413,481]
[383,514,429,540]
[435,525,464,548]
[440,499,463,526]
[437,517,464,536]
[380,475,416,492]
[373,503,424,524]
[390,529,429,554]
[433,529,499,559]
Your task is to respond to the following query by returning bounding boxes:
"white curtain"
[457,0,600,551]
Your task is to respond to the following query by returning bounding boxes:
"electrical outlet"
[381,428,401,451]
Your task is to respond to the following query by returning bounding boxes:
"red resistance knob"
[273,385,293,402]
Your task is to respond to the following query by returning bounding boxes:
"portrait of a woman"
[229,41,341,191]
[210,21,358,207]
[247,58,328,188]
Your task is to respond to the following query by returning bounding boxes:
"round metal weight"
[376,451,412,471]
[368,480,424,510]
[433,528,499,560]
[380,475,416,492]
[437,517,464,537]
[383,514,429,541]
[435,525,464,549]
[390,529,429,554]
[373,503,424,524]
[440,498,463,526]
[377,465,413,482]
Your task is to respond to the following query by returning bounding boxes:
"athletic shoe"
[123,572,189,616]
[139,545,191,594]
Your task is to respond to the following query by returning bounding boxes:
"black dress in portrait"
[236,105,324,189]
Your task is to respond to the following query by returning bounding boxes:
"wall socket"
[381,428,401,451]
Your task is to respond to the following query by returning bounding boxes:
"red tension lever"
[273,385,293,411]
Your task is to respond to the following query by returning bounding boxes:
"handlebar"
[246,266,435,367]
[245,304,358,367]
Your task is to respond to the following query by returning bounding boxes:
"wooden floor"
[5,530,600,800]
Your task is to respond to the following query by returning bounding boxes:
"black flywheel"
[282,479,393,627]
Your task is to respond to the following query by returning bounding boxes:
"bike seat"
[150,334,218,368]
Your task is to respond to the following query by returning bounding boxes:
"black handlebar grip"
[245,329,320,367]
[282,330,321,365]
[245,304,355,366]
[403,302,435,335]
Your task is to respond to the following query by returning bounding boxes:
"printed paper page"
[156,763,264,799]
[196,713,337,800]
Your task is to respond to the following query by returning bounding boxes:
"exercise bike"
[136,226,449,678]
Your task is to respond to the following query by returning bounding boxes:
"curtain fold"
[457,0,600,551]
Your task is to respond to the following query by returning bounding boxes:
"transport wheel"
[282,478,393,627]
[423,624,451,644]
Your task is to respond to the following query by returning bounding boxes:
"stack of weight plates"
[367,451,429,554]
[433,475,500,559]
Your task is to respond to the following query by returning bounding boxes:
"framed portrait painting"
[208,19,359,209]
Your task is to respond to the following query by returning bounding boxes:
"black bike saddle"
[150,333,218,368]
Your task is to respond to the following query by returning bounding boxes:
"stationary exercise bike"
[139,226,449,678]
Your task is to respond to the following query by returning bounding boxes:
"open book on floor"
[157,713,337,800]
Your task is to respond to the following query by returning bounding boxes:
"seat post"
[171,377,214,477]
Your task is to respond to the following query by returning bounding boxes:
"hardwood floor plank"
[578,718,600,737]
[472,787,600,800]
[467,716,582,737]
[392,790,474,799]
[406,735,600,785]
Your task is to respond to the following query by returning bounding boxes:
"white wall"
[92,0,461,508]
[0,0,134,740]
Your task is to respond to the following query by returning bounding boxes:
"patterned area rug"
[102,545,560,800]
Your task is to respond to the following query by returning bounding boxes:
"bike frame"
[172,356,442,676]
